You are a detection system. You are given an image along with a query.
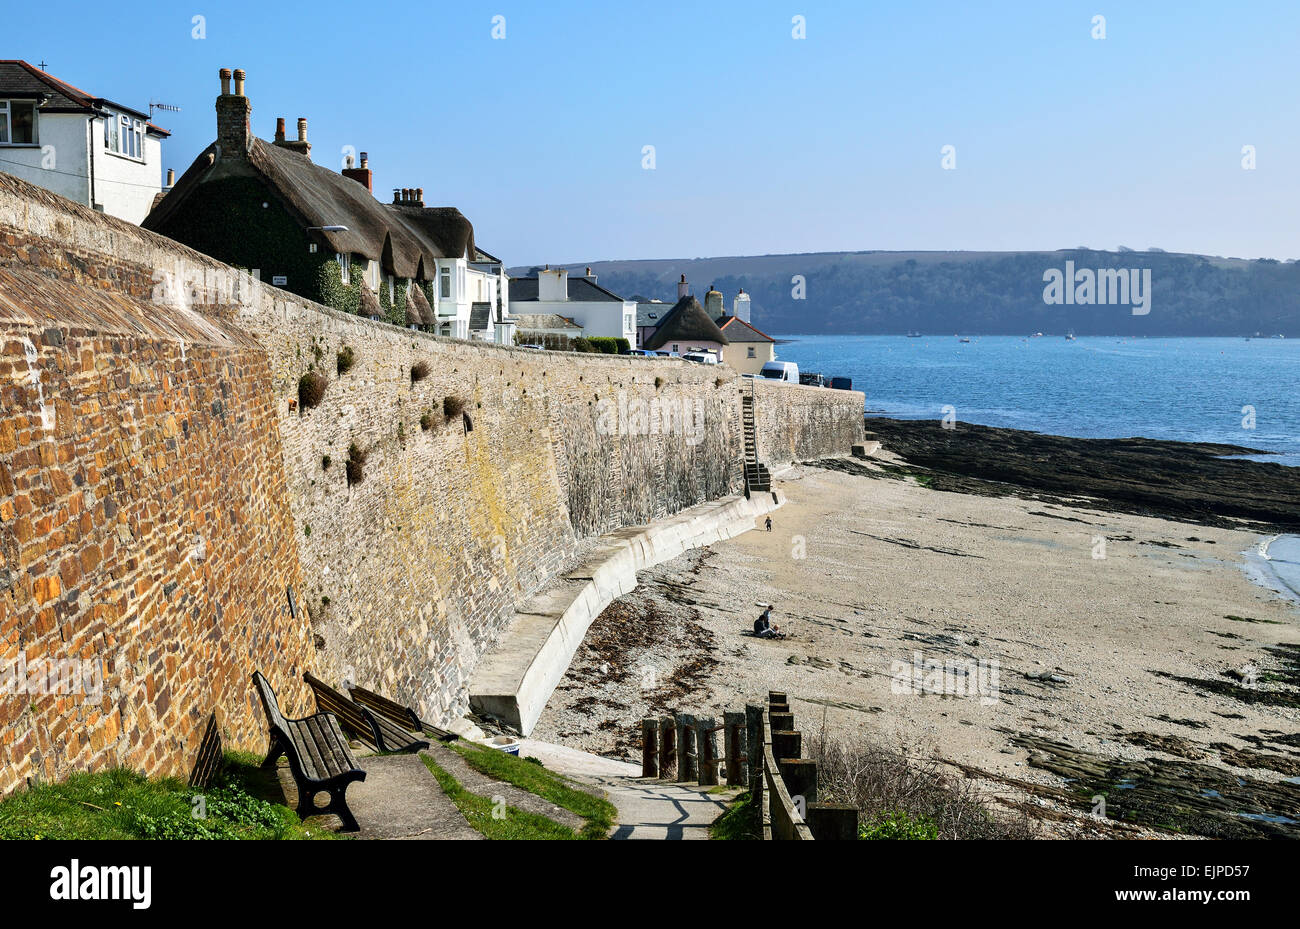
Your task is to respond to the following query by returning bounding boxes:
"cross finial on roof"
[38,60,48,71]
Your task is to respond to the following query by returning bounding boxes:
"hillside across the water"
[514,250,1300,336]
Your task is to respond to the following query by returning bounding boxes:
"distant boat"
[906,331,923,338]
[1031,332,1044,338]
[959,337,972,343]
[1065,331,1076,341]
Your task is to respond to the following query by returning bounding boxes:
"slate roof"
[643,296,729,350]
[636,302,670,327]
[508,276,628,303]
[512,313,582,331]
[0,60,169,135]
[715,315,775,343]
[469,302,493,332]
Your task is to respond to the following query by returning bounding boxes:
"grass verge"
[0,751,333,840]
[448,742,615,839]
[419,752,580,840]
[709,789,761,840]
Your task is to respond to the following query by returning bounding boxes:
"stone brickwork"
[0,172,862,793]
[0,177,315,795]
[751,378,865,466]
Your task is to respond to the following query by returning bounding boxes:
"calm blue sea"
[773,335,1300,467]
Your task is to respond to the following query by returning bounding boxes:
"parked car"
[623,348,655,357]
[799,372,827,388]
[759,361,800,382]
[682,351,719,365]
[830,376,853,390]
[519,343,544,350]
[653,350,680,358]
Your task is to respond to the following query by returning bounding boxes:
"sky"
[9,0,1300,265]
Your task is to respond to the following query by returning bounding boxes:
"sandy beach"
[532,451,1300,838]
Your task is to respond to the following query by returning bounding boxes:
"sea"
[772,334,1300,605]
[773,335,1300,465]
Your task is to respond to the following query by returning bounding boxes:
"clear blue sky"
[11,0,1300,264]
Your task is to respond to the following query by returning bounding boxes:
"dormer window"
[0,100,37,145]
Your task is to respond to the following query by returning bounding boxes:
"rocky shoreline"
[860,417,1300,532]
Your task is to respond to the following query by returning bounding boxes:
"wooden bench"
[350,683,453,741]
[304,672,429,754]
[252,671,366,832]
[188,710,223,790]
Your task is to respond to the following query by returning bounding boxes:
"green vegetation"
[448,742,615,840]
[0,753,332,840]
[584,336,631,354]
[586,249,1300,336]
[858,809,939,840]
[709,790,760,840]
[298,371,328,411]
[346,442,368,486]
[336,346,355,375]
[410,360,430,383]
[418,753,580,840]
[442,395,466,422]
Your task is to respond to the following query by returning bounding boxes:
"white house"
[507,267,635,344]
[0,60,169,224]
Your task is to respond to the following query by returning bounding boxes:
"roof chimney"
[733,288,752,323]
[343,149,374,192]
[584,266,597,284]
[215,67,251,158]
[704,284,724,318]
[165,168,175,188]
[677,274,689,299]
[275,116,311,158]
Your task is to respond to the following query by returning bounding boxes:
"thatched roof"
[643,296,729,350]
[359,282,381,318]
[388,205,475,262]
[408,284,434,326]
[143,137,476,280]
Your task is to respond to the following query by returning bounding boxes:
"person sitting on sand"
[754,606,781,638]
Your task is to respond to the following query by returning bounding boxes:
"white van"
[759,360,799,382]
[682,351,719,365]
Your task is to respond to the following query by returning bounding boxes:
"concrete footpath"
[470,491,784,735]
[518,737,734,840]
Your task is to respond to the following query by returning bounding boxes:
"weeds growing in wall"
[298,371,328,412]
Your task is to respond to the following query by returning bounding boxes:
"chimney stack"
[274,115,311,158]
[343,149,374,192]
[215,67,251,158]
[704,283,724,318]
[677,274,689,299]
[733,288,752,324]
[165,168,175,188]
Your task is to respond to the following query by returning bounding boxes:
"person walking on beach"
[764,516,772,532]
[754,605,781,639]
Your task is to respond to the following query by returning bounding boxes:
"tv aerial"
[149,101,182,118]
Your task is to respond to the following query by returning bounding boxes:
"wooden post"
[772,729,802,762]
[658,715,675,779]
[768,691,787,705]
[807,803,859,840]
[696,717,719,787]
[779,758,818,807]
[676,713,697,783]
[641,718,658,778]
[723,711,745,785]
[769,711,794,733]
[745,704,763,795]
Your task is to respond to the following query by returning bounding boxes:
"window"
[387,275,394,303]
[440,267,451,300]
[103,112,144,159]
[337,253,351,285]
[747,347,756,358]
[0,100,37,145]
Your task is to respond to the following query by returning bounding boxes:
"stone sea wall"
[0,172,861,792]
